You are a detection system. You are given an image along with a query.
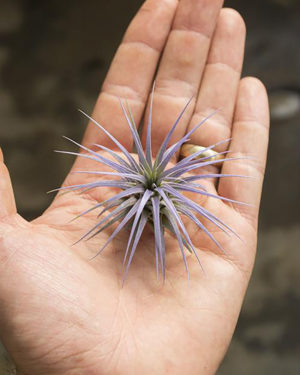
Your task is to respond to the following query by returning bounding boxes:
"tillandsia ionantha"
[53,86,249,284]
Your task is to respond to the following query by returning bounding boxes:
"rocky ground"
[0,0,300,373]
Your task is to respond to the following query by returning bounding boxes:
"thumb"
[0,148,17,218]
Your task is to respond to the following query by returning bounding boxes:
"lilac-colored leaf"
[90,198,142,259]
[155,97,194,167]
[92,143,137,171]
[171,150,231,173]
[122,211,149,284]
[145,82,155,167]
[162,216,192,254]
[164,186,240,238]
[72,170,146,184]
[175,138,232,169]
[167,182,207,193]
[165,182,249,207]
[78,110,138,170]
[96,185,144,207]
[55,149,131,175]
[156,187,203,270]
[162,208,190,279]
[48,180,132,194]
[151,196,165,280]
[156,110,219,172]
[119,100,150,171]
[85,211,129,243]
[155,243,159,286]
[160,150,230,179]
[97,196,137,218]
[73,198,135,244]
[176,203,226,254]
[163,156,250,179]
[123,189,153,265]
[183,173,252,182]
[62,136,135,175]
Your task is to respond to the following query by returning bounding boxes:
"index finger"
[81,0,178,151]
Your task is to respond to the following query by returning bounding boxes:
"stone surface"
[0,0,299,373]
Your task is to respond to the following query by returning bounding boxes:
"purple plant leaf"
[155,243,159,286]
[123,189,153,265]
[183,173,252,182]
[122,211,149,284]
[73,198,135,245]
[159,217,166,281]
[173,197,232,237]
[176,203,226,254]
[171,150,231,173]
[195,190,251,206]
[55,150,132,175]
[90,198,142,260]
[92,143,137,171]
[178,110,219,147]
[167,182,207,193]
[151,196,166,281]
[70,202,105,223]
[85,211,129,243]
[49,180,133,194]
[63,186,142,221]
[156,187,195,246]
[72,170,146,184]
[70,198,130,224]
[95,185,144,207]
[62,136,135,175]
[155,97,194,167]
[159,150,230,179]
[163,156,250,179]
[175,138,232,169]
[156,187,203,270]
[145,82,155,167]
[119,99,150,171]
[78,109,139,170]
[165,186,240,239]
[162,177,187,186]
[165,182,249,207]
[156,110,219,172]
[97,196,137,218]
[162,208,190,279]
[162,217,192,253]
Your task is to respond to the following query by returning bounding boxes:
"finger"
[81,0,178,151]
[178,9,246,187]
[0,149,17,219]
[187,8,246,152]
[142,0,224,155]
[218,77,270,223]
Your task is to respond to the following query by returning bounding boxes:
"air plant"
[54,87,248,283]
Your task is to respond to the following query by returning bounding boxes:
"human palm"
[0,1,269,374]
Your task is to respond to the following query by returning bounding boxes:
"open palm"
[0,1,269,374]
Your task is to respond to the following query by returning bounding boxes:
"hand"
[0,1,269,374]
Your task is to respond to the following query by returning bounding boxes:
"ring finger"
[184,8,246,182]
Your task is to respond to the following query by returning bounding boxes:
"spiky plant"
[54,89,248,283]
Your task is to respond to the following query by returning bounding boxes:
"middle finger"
[142,0,224,155]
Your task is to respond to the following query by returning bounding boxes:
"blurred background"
[0,0,300,373]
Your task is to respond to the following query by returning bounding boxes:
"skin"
[0,0,269,374]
